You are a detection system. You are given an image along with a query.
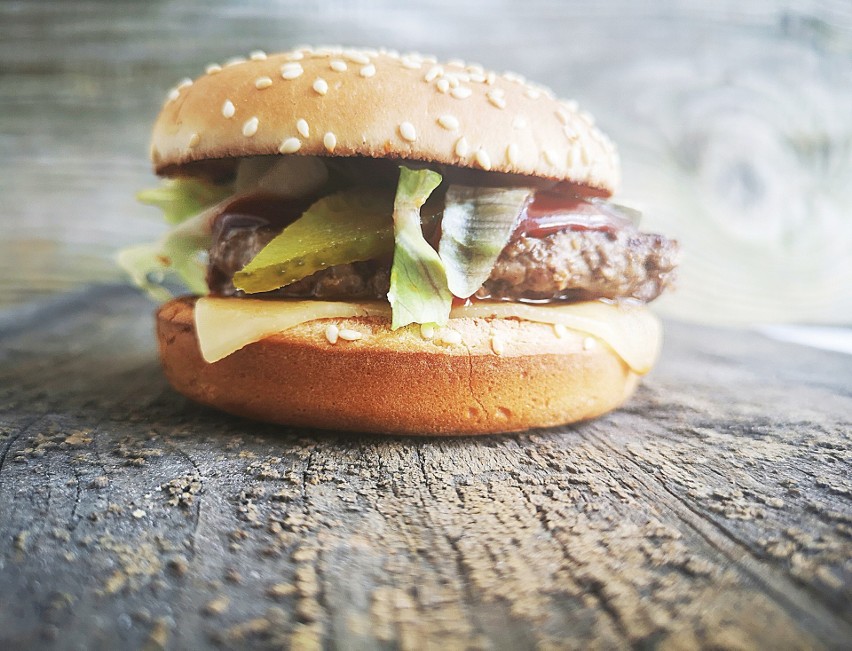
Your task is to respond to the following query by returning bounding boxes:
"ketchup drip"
[514,191,635,239]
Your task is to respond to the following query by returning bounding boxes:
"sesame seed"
[312,77,329,95]
[485,71,497,85]
[447,58,465,68]
[250,50,267,61]
[167,88,180,102]
[503,71,525,84]
[439,329,462,346]
[296,118,310,138]
[254,76,273,89]
[475,148,492,170]
[399,121,417,142]
[279,137,301,154]
[454,136,469,158]
[512,115,528,130]
[446,74,460,89]
[562,99,579,112]
[525,87,541,99]
[242,116,259,137]
[345,51,370,65]
[420,323,435,340]
[563,124,578,139]
[487,92,506,109]
[453,136,470,158]
[437,114,459,131]
[436,78,450,94]
[177,79,191,89]
[450,86,472,99]
[222,100,235,118]
[338,328,363,341]
[329,59,347,72]
[280,62,304,79]
[556,108,570,125]
[325,324,339,344]
[401,57,421,70]
[490,335,505,355]
[424,65,443,82]
[466,63,485,74]
[323,131,337,153]
[359,64,376,78]
[506,143,519,165]
[553,323,568,338]
[284,51,305,61]
[314,46,339,57]
[205,63,222,74]
[544,149,558,166]
[580,145,590,166]
[469,72,486,83]
[488,87,505,98]
[569,147,582,169]
[583,336,597,350]
[225,56,247,67]
[188,132,200,148]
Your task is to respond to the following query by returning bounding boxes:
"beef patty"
[207,220,679,303]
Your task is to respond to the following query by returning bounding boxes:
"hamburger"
[120,46,679,435]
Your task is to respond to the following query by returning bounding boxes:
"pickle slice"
[233,189,395,294]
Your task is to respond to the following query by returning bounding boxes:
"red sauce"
[514,191,633,238]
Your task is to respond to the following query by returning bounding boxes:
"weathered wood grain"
[0,286,849,649]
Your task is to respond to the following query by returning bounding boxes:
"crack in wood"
[585,424,852,637]
[0,430,23,487]
[510,472,634,646]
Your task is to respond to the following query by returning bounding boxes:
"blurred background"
[1,0,851,325]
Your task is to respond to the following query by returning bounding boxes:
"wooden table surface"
[2,1,851,649]
[1,286,850,649]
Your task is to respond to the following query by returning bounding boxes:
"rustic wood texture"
[0,286,850,649]
[2,1,851,648]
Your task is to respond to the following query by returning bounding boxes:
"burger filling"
[120,156,678,328]
[208,219,676,304]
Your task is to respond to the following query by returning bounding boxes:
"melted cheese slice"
[195,297,661,373]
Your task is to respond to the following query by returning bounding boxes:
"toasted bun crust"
[156,297,643,435]
[151,47,620,192]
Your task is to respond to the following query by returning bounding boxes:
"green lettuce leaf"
[388,167,451,329]
[117,205,217,301]
[137,178,232,225]
[233,190,396,294]
[119,177,233,300]
[438,185,532,298]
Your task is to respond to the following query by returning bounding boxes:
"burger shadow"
[4,284,627,459]
[129,391,596,455]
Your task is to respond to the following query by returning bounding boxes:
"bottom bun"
[156,296,647,435]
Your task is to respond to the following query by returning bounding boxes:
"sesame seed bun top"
[151,46,621,194]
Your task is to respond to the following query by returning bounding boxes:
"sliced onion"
[438,185,532,298]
